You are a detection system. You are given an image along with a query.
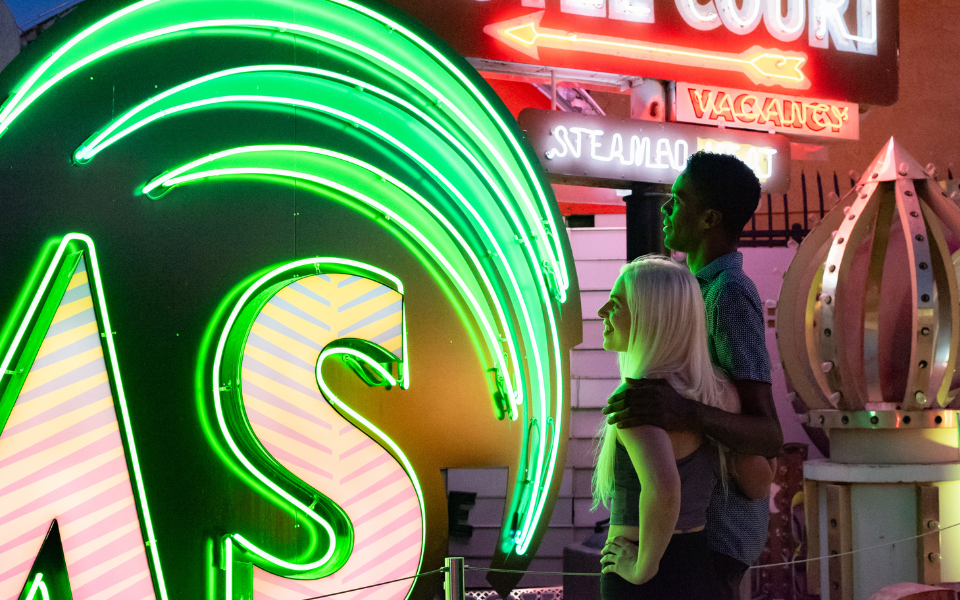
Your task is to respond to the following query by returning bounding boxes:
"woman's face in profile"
[597,275,631,352]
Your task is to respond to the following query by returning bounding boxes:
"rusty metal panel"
[917,484,942,585]
[825,484,853,600]
[805,478,821,594]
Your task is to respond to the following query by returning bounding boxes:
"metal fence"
[741,169,958,247]
[741,171,853,247]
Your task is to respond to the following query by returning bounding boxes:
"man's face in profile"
[662,172,706,252]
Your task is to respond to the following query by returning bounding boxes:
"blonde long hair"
[591,255,739,509]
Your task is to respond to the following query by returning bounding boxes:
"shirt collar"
[695,251,743,283]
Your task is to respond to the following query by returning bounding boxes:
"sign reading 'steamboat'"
[677,82,859,140]
[519,108,790,192]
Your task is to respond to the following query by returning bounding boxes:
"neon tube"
[332,0,569,296]
[211,258,411,576]
[721,0,761,28]
[75,64,554,317]
[124,93,536,410]
[224,536,233,600]
[501,20,807,87]
[688,0,718,21]
[75,70,540,416]
[78,85,555,422]
[816,0,877,44]
[162,163,538,420]
[143,144,523,420]
[315,344,425,569]
[25,573,50,600]
[0,235,169,599]
[0,8,569,301]
[767,0,805,36]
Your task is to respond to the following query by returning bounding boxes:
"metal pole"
[550,70,557,111]
[444,557,465,600]
[625,182,669,261]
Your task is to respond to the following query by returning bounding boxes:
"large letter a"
[0,234,166,600]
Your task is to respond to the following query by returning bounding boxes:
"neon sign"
[677,82,859,140]
[214,260,421,598]
[0,0,580,598]
[0,235,165,600]
[527,0,874,49]
[383,0,898,105]
[519,108,789,191]
[487,11,809,89]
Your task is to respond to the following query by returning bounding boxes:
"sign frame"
[382,0,899,106]
[518,108,791,192]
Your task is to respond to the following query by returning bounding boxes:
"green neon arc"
[73,64,556,323]
[152,154,559,551]
[169,163,524,418]
[0,8,568,299]
[144,142,530,418]
[85,88,549,426]
[331,0,569,296]
[212,257,415,575]
[121,92,536,412]
[76,65,524,243]
[72,64,558,416]
[0,234,169,599]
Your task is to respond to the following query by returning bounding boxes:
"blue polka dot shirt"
[696,251,772,566]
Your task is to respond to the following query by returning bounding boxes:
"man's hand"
[601,378,701,431]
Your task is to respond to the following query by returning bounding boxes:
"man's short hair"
[683,151,762,238]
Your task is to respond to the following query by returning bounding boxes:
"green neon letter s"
[208,258,422,599]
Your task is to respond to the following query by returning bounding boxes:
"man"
[603,151,783,599]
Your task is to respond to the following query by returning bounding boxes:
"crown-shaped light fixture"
[779,138,960,412]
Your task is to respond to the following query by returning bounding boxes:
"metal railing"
[741,171,855,247]
[741,168,958,247]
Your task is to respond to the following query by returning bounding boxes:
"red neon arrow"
[484,12,810,90]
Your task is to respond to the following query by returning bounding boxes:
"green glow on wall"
[0,235,169,599]
[0,0,574,563]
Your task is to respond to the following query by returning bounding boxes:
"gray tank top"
[610,440,720,531]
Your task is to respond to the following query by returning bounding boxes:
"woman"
[594,255,773,599]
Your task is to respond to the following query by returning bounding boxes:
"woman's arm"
[601,425,680,585]
[729,454,777,500]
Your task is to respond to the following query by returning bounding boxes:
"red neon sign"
[676,82,858,140]
[486,11,809,89]
[382,0,898,105]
